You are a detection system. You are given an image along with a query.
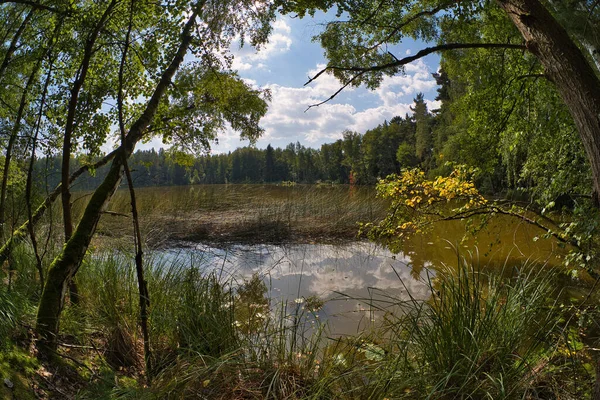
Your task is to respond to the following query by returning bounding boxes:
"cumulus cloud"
[214,58,438,152]
[231,18,293,72]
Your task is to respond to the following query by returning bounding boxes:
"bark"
[35,9,198,357]
[26,40,58,292]
[26,69,50,290]
[497,0,600,199]
[60,0,118,304]
[0,61,40,237]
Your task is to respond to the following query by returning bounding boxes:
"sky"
[141,12,442,154]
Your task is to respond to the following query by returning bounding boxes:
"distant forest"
[36,59,586,203]
[36,93,434,190]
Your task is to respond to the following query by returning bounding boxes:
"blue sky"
[142,13,442,154]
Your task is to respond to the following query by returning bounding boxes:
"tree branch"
[0,0,68,14]
[363,1,460,54]
[304,42,527,108]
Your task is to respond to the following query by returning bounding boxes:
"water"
[104,184,568,334]
[159,242,430,335]
[158,228,563,335]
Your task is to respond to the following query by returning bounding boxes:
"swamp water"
[106,184,567,335]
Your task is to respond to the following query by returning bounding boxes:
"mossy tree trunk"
[35,10,197,357]
[0,149,118,266]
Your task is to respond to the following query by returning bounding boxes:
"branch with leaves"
[363,166,600,277]
[304,43,526,109]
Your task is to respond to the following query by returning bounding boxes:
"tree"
[412,93,432,164]
[280,0,600,201]
[0,0,275,357]
[280,0,600,393]
[265,144,276,182]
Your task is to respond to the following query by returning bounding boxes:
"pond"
[159,241,432,336]
[103,184,568,334]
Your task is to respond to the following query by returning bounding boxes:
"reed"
[0,244,589,399]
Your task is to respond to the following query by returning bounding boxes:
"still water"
[112,184,567,334]
[160,219,564,335]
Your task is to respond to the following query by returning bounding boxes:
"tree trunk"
[0,9,33,81]
[36,157,126,353]
[497,0,600,198]
[0,149,118,266]
[35,9,197,357]
[0,63,39,238]
[61,0,118,243]
[495,0,600,396]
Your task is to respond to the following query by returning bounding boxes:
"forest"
[36,93,434,188]
[1,0,600,399]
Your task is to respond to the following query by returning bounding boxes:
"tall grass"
[357,258,561,399]
[90,184,388,245]
[78,251,567,399]
[0,243,587,399]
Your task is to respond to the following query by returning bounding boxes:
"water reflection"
[160,242,432,335]
[159,214,565,335]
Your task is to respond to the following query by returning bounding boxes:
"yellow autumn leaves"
[378,166,487,210]
[365,166,487,244]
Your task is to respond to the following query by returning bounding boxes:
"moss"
[0,347,38,400]
[36,160,126,354]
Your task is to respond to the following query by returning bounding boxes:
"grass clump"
[356,260,562,399]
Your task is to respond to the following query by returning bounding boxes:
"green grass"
[376,260,560,398]
[0,245,594,399]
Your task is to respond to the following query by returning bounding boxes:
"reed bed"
[84,184,388,246]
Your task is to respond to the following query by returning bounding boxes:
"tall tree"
[265,144,276,182]
[412,93,432,164]
[0,0,277,356]
[280,0,600,200]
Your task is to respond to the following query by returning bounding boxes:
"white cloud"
[213,59,439,153]
[377,60,437,106]
[232,59,253,71]
[231,18,293,72]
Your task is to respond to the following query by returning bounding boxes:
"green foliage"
[34,110,424,187]
[156,68,270,152]
[412,93,432,163]
[396,142,418,168]
[0,242,591,399]
[373,260,560,398]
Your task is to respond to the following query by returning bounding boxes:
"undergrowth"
[0,247,596,399]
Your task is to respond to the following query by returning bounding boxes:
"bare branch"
[0,0,68,14]
[304,42,527,108]
[363,1,460,54]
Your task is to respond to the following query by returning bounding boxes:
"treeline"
[36,95,436,189]
[36,61,591,202]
